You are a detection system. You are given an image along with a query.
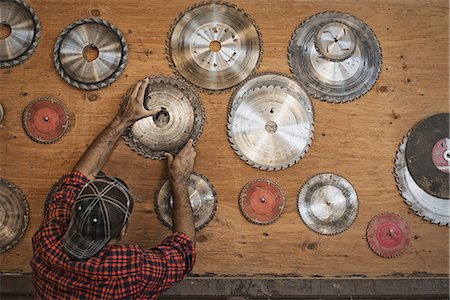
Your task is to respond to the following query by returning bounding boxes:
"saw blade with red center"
[366,212,410,258]
[23,97,69,144]
[239,179,286,225]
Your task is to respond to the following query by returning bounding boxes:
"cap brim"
[62,222,109,260]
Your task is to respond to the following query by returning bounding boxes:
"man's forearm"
[74,116,130,180]
[171,178,196,244]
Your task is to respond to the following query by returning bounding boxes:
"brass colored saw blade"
[167,1,263,93]
[0,178,29,253]
[122,76,205,160]
[154,172,217,230]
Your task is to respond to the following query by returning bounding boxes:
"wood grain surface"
[0,0,448,276]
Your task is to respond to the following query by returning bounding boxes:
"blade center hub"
[265,121,278,134]
[209,40,222,52]
[153,108,170,128]
[83,44,99,62]
[0,22,11,40]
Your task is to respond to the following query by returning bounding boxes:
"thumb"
[164,152,174,165]
[147,107,162,116]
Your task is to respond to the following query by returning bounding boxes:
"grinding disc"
[239,179,285,225]
[154,172,217,230]
[405,113,449,199]
[0,178,29,253]
[167,1,263,93]
[123,76,205,160]
[54,18,128,90]
[288,11,382,103]
[298,173,359,235]
[23,97,69,144]
[366,212,410,258]
[0,0,41,68]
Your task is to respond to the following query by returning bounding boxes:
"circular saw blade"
[0,0,41,68]
[227,74,314,171]
[405,113,449,199]
[288,11,382,103]
[123,76,205,160]
[395,134,450,226]
[53,18,128,90]
[366,212,410,258]
[298,173,359,235]
[167,1,263,93]
[22,97,69,144]
[154,172,217,230]
[0,103,4,123]
[239,179,285,225]
[0,178,29,253]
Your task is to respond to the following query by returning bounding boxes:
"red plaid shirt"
[31,171,195,299]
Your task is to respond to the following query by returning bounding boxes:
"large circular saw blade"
[298,173,359,235]
[154,172,217,230]
[395,124,450,227]
[54,18,128,90]
[366,213,410,258]
[0,178,29,253]
[0,0,41,68]
[288,11,382,103]
[123,76,205,160]
[239,179,285,225]
[22,97,69,144]
[227,73,314,171]
[167,1,263,93]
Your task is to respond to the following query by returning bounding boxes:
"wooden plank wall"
[0,0,448,277]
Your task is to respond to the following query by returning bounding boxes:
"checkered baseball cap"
[62,173,134,260]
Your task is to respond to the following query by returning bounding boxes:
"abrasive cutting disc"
[154,172,217,230]
[54,18,128,90]
[239,179,285,225]
[405,113,449,199]
[288,11,382,103]
[227,73,314,171]
[23,97,69,144]
[395,123,450,226]
[0,0,41,68]
[0,178,29,253]
[123,76,205,159]
[298,173,358,235]
[367,213,410,258]
[167,2,262,93]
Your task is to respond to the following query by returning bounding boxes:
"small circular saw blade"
[22,97,69,144]
[227,73,314,171]
[239,179,286,225]
[0,103,4,123]
[366,212,410,258]
[298,173,359,235]
[167,1,263,93]
[54,18,128,90]
[288,11,382,103]
[0,178,29,253]
[123,76,205,160]
[0,0,41,68]
[154,172,217,230]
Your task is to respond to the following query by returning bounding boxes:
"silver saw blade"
[227,73,314,171]
[298,173,359,235]
[167,1,263,93]
[154,172,217,230]
[123,75,205,160]
[53,18,128,90]
[288,11,382,103]
[0,178,29,253]
[395,134,450,226]
[0,0,41,68]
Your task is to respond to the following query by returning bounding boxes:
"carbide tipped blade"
[288,11,382,103]
[54,18,128,90]
[167,1,263,93]
[298,173,359,235]
[154,172,217,230]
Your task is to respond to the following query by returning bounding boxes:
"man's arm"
[75,78,160,180]
[164,140,196,244]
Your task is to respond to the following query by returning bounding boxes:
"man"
[31,78,196,299]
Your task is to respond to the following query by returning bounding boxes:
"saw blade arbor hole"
[153,108,170,128]
[82,44,99,62]
[265,120,278,134]
[209,40,222,52]
[0,22,12,40]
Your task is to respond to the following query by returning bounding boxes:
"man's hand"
[116,78,161,125]
[164,140,196,184]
